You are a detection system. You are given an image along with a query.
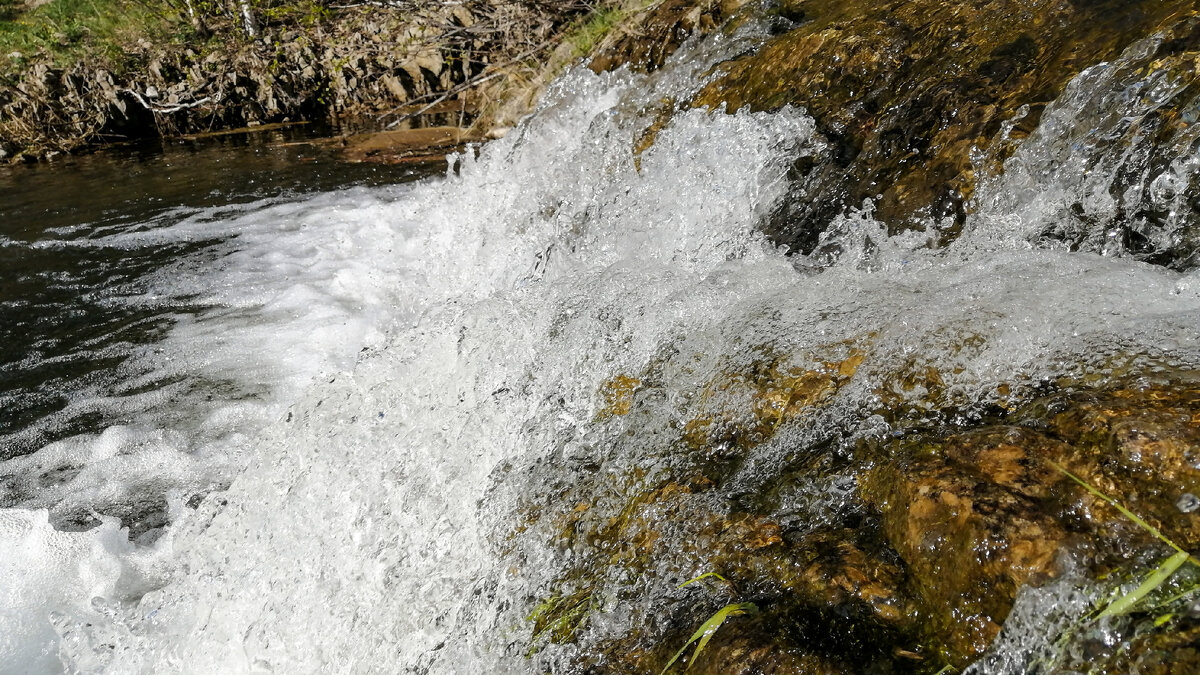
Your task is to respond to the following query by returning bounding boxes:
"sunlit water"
[3,18,1200,675]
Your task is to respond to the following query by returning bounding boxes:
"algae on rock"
[689,0,1200,263]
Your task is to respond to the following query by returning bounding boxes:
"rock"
[690,0,1200,259]
[1091,621,1200,674]
[682,342,865,457]
[862,447,1069,663]
[336,126,482,164]
[590,0,750,74]
[503,342,1200,671]
[858,380,1200,663]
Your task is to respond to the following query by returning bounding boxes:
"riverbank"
[0,0,749,163]
[0,0,591,161]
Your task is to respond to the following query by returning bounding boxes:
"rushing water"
[3,14,1200,675]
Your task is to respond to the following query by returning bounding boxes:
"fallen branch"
[121,88,217,114]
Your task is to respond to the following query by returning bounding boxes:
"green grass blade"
[1156,583,1200,609]
[1098,549,1190,618]
[659,602,758,674]
[678,572,727,588]
[1048,461,1196,563]
[687,627,719,672]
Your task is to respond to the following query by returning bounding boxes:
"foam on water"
[0,184,443,671]
[4,15,1200,675]
[1,186,430,527]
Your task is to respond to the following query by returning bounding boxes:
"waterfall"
[3,10,1200,675]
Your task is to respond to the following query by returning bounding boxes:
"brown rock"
[863,454,1068,663]
[691,0,1200,255]
[590,0,750,74]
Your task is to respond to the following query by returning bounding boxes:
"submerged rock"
[862,429,1072,664]
[860,381,1200,665]
[506,351,1200,672]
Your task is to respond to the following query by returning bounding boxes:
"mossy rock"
[681,341,866,458]
[859,381,1200,665]
[690,0,1200,255]
[862,442,1070,664]
[589,0,750,74]
[512,348,1200,672]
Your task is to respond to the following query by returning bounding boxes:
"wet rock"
[597,374,642,418]
[1093,620,1200,674]
[517,361,1200,671]
[1029,383,1200,553]
[690,0,1199,257]
[682,342,865,457]
[335,126,482,164]
[984,16,1200,270]
[684,624,853,675]
[858,380,1200,663]
[589,0,749,74]
[863,447,1069,663]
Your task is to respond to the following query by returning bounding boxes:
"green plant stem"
[1048,460,1199,565]
[1098,550,1190,618]
[660,602,759,674]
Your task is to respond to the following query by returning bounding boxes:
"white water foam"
[964,27,1200,267]
[0,185,441,671]
[1,186,430,523]
[4,16,1200,675]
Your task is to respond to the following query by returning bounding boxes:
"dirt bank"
[0,0,595,161]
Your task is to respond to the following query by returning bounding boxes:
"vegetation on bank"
[1,0,146,68]
[0,0,447,69]
[0,0,248,75]
[0,0,617,160]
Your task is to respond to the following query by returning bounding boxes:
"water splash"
[967,22,1200,269]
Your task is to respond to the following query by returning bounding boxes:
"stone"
[690,0,1200,257]
[589,0,750,74]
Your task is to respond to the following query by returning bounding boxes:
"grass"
[562,0,665,60]
[1097,550,1191,619]
[660,601,759,674]
[1049,460,1200,618]
[0,0,177,74]
[565,5,623,58]
[678,571,729,589]
[0,0,334,78]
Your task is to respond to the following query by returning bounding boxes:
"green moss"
[565,5,623,58]
[528,590,594,652]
